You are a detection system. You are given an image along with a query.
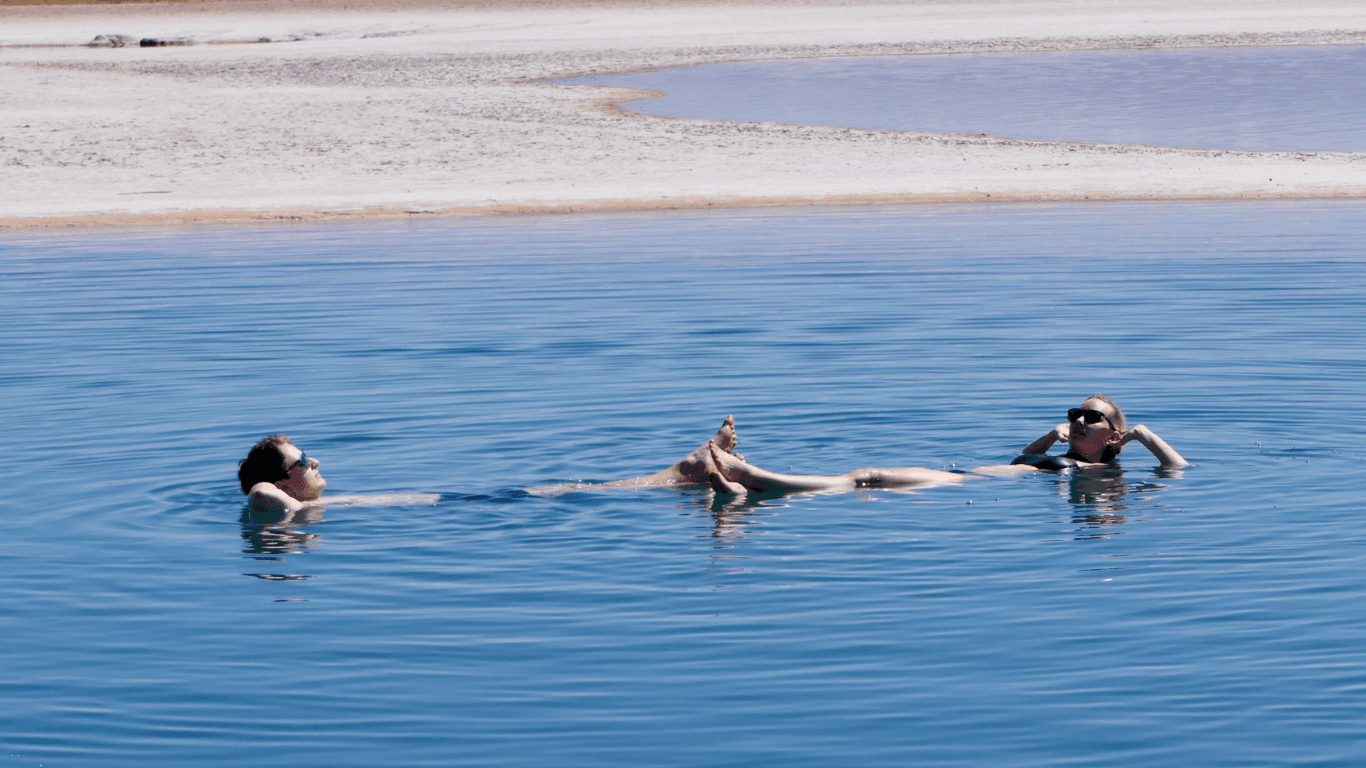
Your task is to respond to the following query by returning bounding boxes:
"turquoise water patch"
[569,46,1366,151]
[3,202,1365,766]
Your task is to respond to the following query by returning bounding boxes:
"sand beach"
[3,0,1366,227]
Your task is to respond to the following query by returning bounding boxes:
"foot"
[709,469,747,496]
[710,437,775,489]
[671,415,740,484]
[708,441,754,488]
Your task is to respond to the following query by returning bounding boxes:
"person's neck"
[1063,447,1105,463]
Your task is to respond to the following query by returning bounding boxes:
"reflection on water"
[1031,466,1183,540]
[241,520,324,556]
[1058,466,1132,537]
[239,498,326,560]
[705,493,783,543]
[571,46,1366,151]
[4,202,1366,767]
[244,572,314,582]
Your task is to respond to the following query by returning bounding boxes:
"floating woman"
[704,395,1187,496]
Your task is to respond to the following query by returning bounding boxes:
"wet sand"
[3,0,1366,228]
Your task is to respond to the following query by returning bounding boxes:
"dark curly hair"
[238,434,292,494]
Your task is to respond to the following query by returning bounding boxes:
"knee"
[851,468,883,487]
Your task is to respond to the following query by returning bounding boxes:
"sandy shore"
[3,0,1366,228]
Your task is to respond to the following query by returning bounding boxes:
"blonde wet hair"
[1082,395,1126,461]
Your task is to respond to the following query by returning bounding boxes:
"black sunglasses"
[285,452,310,474]
[1067,408,1114,428]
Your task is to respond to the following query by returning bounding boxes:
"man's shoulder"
[245,482,303,520]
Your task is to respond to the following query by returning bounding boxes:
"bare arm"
[1119,424,1189,468]
[245,481,303,523]
[1021,423,1070,456]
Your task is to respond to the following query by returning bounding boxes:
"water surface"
[3,202,1366,767]
[570,46,1366,151]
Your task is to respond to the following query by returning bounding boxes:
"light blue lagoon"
[3,201,1366,766]
[570,46,1366,151]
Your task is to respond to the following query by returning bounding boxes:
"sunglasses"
[1067,408,1114,428]
[285,452,311,474]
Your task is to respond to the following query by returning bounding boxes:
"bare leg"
[846,466,964,489]
[709,468,749,496]
[710,443,854,493]
[711,444,964,494]
[527,415,743,495]
[640,414,740,485]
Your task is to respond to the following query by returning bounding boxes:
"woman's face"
[1068,398,1121,461]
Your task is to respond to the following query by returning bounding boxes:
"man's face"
[274,443,327,501]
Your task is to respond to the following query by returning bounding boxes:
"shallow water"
[4,201,1366,767]
[570,46,1366,151]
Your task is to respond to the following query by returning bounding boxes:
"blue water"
[569,46,1366,151]
[3,201,1366,767]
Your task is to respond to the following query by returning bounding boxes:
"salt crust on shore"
[3,0,1366,227]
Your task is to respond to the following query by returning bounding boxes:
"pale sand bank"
[3,0,1366,228]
